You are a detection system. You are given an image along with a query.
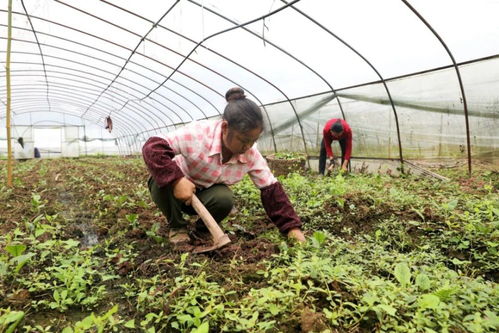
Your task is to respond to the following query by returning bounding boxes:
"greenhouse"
[1,0,498,332]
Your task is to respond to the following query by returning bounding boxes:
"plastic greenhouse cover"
[0,0,498,158]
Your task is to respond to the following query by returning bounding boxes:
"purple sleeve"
[260,181,302,234]
[142,136,185,188]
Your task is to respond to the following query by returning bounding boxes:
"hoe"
[190,194,231,253]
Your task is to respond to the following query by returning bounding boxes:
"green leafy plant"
[5,243,34,274]
[0,308,24,333]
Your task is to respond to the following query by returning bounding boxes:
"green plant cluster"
[0,157,497,332]
[270,152,307,160]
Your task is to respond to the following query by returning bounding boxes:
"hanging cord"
[262,19,268,47]
[262,0,276,46]
[201,0,205,41]
[20,0,51,112]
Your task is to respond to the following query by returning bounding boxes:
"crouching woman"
[142,87,305,247]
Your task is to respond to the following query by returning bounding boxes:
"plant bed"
[0,157,497,332]
[265,152,307,177]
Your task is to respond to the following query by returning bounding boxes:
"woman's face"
[222,120,262,155]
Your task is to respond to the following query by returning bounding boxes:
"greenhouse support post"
[5,0,13,187]
[402,0,472,175]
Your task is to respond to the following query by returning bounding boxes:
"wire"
[20,0,51,112]
[81,0,181,118]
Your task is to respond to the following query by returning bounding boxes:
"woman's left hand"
[287,228,306,242]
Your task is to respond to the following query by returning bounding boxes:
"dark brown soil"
[300,308,327,332]
[266,155,307,177]
[320,193,394,239]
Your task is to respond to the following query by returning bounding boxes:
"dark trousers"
[147,177,234,229]
[318,138,347,174]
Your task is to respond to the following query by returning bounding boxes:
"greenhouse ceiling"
[1,0,498,155]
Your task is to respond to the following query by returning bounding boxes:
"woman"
[142,87,305,247]
[319,118,352,175]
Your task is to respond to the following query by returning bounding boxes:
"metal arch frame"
[401,0,472,175]
[0,29,189,126]
[48,2,223,118]
[99,0,291,152]
[187,0,343,152]
[0,49,199,125]
[0,64,168,133]
[187,0,346,119]
[5,3,314,154]
[19,0,52,113]
[139,0,311,158]
[0,67,174,140]
[3,84,150,127]
[0,110,136,146]
[1,72,171,126]
[0,65,168,152]
[104,0,307,156]
[0,13,214,122]
[81,0,181,118]
[0,1,483,162]
[282,1,404,168]
[282,54,499,99]
[118,112,217,142]
[0,44,176,129]
[4,98,142,141]
[2,87,146,137]
[58,0,279,152]
[2,69,174,112]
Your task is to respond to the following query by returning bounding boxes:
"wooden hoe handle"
[190,194,227,243]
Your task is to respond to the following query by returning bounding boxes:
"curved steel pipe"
[283,1,404,168]
[401,0,472,175]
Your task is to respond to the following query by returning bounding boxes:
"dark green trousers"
[147,177,234,229]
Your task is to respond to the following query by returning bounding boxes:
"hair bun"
[225,87,246,102]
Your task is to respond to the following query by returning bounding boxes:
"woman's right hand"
[173,177,196,205]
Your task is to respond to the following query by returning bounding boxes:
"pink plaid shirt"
[162,119,276,189]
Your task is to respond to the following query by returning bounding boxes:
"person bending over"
[319,118,352,175]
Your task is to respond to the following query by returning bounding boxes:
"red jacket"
[323,118,352,160]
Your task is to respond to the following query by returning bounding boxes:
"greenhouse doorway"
[33,127,62,158]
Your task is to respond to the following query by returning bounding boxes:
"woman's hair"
[223,87,263,133]
[331,119,343,133]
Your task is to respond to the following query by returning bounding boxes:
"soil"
[320,193,394,239]
[1,157,496,331]
[266,155,307,177]
[300,308,327,332]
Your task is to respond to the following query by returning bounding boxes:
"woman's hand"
[287,228,306,242]
[327,158,336,172]
[341,160,349,173]
[173,177,196,205]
